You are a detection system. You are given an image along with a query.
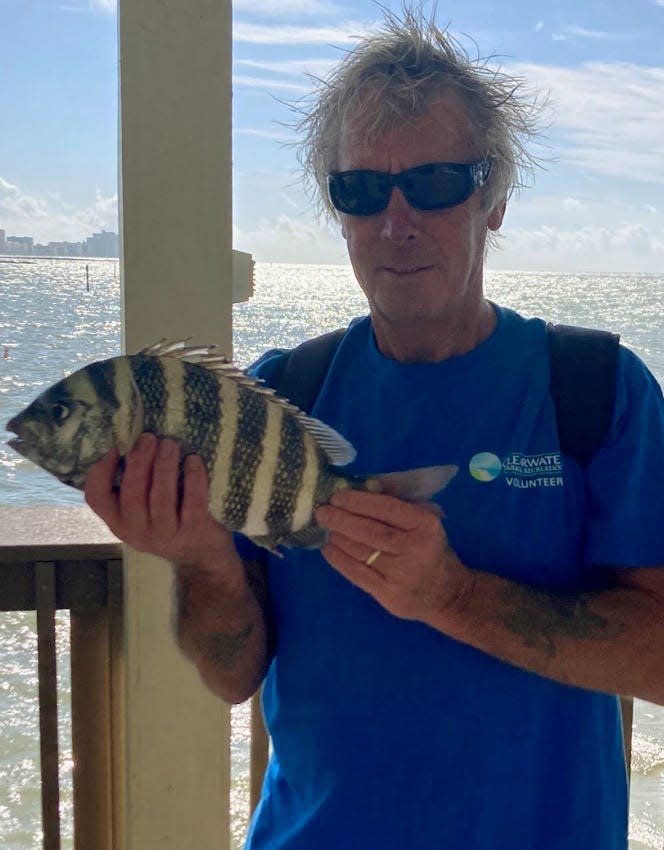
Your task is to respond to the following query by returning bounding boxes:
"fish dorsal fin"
[292,410,356,466]
[137,340,357,467]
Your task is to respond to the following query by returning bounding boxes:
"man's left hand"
[316,489,473,624]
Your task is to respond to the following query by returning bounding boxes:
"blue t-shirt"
[240,306,664,850]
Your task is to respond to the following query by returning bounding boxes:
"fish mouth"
[6,435,28,457]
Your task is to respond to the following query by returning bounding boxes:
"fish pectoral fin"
[368,464,458,502]
[281,525,330,550]
[245,535,284,557]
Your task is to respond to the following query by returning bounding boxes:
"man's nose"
[380,188,421,244]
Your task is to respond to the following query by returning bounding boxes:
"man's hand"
[316,489,473,624]
[85,432,271,703]
[84,432,237,578]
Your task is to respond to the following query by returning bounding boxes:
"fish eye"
[51,402,71,424]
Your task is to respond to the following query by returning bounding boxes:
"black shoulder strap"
[271,322,620,467]
[271,328,346,413]
[547,323,620,466]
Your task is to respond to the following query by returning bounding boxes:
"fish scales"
[181,359,221,466]
[240,399,284,536]
[208,377,240,523]
[130,354,168,434]
[226,385,268,530]
[264,413,306,539]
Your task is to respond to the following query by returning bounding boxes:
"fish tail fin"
[365,464,457,506]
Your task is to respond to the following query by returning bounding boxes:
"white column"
[116,1,233,848]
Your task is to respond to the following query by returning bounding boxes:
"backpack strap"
[547,323,620,466]
[271,328,346,413]
[270,322,620,468]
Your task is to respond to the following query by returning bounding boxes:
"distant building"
[0,228,120,257]
[6,235,34,255]
[84,230,119,258]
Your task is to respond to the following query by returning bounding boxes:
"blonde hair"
[296,7,544,222]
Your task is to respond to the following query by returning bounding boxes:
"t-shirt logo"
[469,451,565,489]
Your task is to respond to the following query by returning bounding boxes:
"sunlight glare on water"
[0,259,662,849]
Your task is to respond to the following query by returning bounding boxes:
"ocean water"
[0,257,663,848]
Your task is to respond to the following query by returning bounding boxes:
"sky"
[1,0,663,273]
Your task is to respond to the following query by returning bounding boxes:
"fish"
[5,340,457,552]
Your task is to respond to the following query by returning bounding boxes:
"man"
[85,9,664,850]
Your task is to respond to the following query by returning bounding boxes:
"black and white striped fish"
[5,340,457,551]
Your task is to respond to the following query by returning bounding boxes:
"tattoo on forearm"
[500,586,626,658]
[206,625,254,668]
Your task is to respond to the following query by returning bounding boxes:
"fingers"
[327,488,426,530]
[85,432,208,537]
[84,445,122,531]
[317,504,401,555]
[180,453,212,528]
[149,437,180,531]
[316,489,443,555]
[119,433,159,531]
[321,539,385,592]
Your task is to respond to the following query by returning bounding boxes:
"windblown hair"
[297,7,545,222]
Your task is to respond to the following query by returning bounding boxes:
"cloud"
[551,25,632,41]
[492,222,664,273]
[233,0,341,15]
[234,213,347,264]
[0,177,117,243]
[509,61,664,184]
[492,192,664,272]
[234,128,296,143]
[233,20,369,45]
[235,58,338,78]
[59,0,116,12]
[233,74,310,93]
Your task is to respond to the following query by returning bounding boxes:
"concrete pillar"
[116,1,233,848]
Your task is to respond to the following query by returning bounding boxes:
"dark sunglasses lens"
[329,172,391,215]
[403,165,473,210]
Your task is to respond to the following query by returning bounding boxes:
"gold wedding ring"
[365,549,382,566]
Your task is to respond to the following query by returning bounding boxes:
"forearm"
[432,558,664,704]
[174,554,273,705]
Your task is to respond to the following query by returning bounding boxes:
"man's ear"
[488,200,507,231]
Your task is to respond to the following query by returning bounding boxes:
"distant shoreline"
[0,255,118,262]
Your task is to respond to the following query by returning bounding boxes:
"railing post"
[35,561,61,850]
[70,590,114,850]
[249,692,269,815]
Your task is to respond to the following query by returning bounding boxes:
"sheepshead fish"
[6,340,457,551]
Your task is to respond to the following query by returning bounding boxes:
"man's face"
[337,92,505,330]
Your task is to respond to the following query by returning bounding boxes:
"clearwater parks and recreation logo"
[468,451,564,489]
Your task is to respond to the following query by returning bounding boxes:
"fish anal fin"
[367,464,457,503]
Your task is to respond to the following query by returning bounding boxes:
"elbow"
[199,667,265,705]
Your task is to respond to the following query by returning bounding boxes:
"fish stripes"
[183,361,221,465]
[242,399,284,536]
[209,378,239,523]
[85,360,119,414]
[265,412,306,539]
[227,386,268,531]
[129,354,168,433]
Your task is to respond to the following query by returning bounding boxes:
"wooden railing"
[0,505,634,848]
[0,506,123,850]
[0,505,270,850]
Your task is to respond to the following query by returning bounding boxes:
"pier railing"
[0,505,269,850]
[0,505,634,849]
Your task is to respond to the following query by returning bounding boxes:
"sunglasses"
[328,160,492,216]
